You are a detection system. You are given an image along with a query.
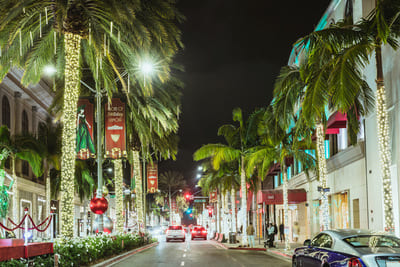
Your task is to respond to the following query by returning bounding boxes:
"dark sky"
[158,0,331,187]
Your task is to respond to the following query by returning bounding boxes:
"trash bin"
[229,232,236,244]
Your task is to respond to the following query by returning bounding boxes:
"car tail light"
[348,258,362,267]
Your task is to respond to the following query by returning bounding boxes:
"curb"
[91,242,159,267]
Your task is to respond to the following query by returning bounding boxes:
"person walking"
[279,223,285,242]
[267,223,276,248]
[246,222,255,248]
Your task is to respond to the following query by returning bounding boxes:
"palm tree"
[159,171,187,225]
[298,0,400,231]
[0,126,43,224]
[0,0,183,237]
[246,106,315,250]
[37,119,62,219]
[193,108,262,246]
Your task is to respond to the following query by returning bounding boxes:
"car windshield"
[168,226,182,230]
[343,235,400,248]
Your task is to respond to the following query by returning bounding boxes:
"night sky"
[158,0,331,187]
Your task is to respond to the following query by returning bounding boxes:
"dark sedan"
[293,229,400,267]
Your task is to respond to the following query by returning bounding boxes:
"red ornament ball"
[90,197,108,215]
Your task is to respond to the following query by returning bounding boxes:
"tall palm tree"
[247,106,315,250]
[0,126,43,224]
[37,118,62,219]
[0,0,183,237]
[291,0,399,230]
[193,108,262,246]
[159,171,187,225]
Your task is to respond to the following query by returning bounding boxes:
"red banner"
[147,163,158,193]
[171,198,177,212]
[105,99,127,159]
[209,190,218,203]
[76,99,95,159]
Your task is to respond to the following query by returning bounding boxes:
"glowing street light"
[43,65,57,76]
[140,62,154,75]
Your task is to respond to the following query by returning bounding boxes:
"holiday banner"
[105,99,127,159]
[131,165,136,192]
[209,190,218,203]
[76,99,96,160]
[147,163,158,193]
[171,198,177,212]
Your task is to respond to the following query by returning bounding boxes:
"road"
[113,235,291,267]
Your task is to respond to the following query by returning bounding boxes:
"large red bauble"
[90,197,108,215]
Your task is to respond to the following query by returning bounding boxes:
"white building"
[258,0,400,242]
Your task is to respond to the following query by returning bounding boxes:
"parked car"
[191,226,207,240]
[292,229,400,267]
[166,225,186,242]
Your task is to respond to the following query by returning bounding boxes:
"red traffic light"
[185,193,191,200]
[189,214,193,218]
[208,208,213,217]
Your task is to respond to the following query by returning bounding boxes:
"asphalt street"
[112,235,291,267]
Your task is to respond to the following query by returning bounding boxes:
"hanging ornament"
[89,197,108,215]
[30,31,33,46]
[110,21,113,37]
[127,75,130,93]
[45,7,48,24]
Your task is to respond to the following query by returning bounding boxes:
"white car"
[166,225,185,242]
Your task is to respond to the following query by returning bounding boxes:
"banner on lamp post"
[76,99,96,160]
[105,98,127,159]
[147,163,158,193]
[131,165,136,192]
[209,190,218,203]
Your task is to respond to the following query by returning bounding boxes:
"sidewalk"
[211,234,301,260]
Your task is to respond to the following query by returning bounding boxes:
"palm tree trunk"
[316,123,330,231]
[12,157,18,225]
[114,159,124,232]
[282,165,290,251]
[375,45,394,232]
[60,33,81,238]
[168,186,172,225]
[224,191,229,238]
[132,150,144,229]
[217,191,221,233]
[231,186,236,233]
[240,156,248,246]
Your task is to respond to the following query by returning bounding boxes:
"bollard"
[24,208,29,245]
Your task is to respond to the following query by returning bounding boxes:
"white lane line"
[181,261,185,266]
[183,254,186,257]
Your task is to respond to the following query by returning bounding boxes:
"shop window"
[2,96,10,128]
[331,192,349,229]
[287,166,291,180]
[274,176,278,188]
[330,134,338,156]
[338,128,348,151]
[22,110,29,133]
[353,199,360,228]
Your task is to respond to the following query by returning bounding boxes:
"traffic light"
[186,208,192,214]
[208,208,213,217]
[189,214,193,218]
[184,193,191,201]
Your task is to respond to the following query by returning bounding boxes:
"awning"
[257,189,307,205]
[327,111,347,129]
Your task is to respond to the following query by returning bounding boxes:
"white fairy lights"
[282,168,290,250]
[316,123,330,231]
[376,85,394,232]
[60,33,81,238]
[115,159,124,232]
[133,150,144,228]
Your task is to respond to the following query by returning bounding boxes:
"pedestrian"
[246,222,255,248]
[279,223,285,242]
[293,221,300,242]
[267,223,275,248]
[240,224,243,234]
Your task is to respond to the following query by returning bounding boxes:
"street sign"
[194,199,207,203]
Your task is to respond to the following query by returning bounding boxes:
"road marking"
[181,261,185,266]
[184,249,187,252]
[183,254,186,257]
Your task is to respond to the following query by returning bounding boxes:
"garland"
[1,214,52,232]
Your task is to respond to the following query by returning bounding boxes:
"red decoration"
[90,197,108,215]
[147,163,158,193]
[105,98,127,159]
